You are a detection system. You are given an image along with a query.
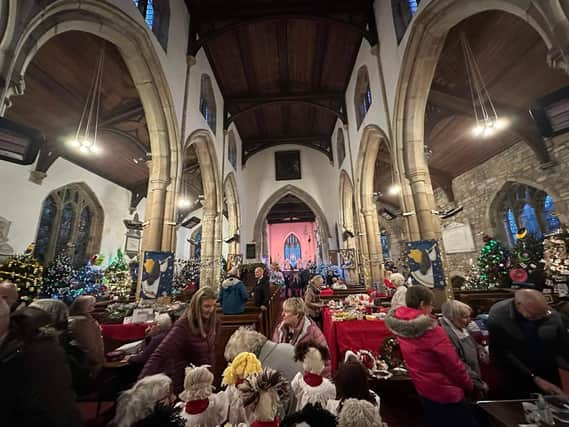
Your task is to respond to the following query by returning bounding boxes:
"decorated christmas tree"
[104,250,133,300]
[73,255,106,300]
[462,264,484,290]
[41,251,77,302]
[543,229,569,290]
[510,229,544,286]
[478,235,510,288]
[0,244,43,304]
[172,258,200,300]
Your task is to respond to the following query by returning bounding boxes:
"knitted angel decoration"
[239,368,290,427]
[291,341,336,413]
[222,351,262,426]
[177,365,228,427]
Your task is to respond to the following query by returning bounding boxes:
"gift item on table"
[344,349,391,379]
[177,365,228,427]
[239,368,290,427]
[222,352,262,425]
[291,341,336,413]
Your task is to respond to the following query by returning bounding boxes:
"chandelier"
[68,43,106,154]
[460,33,508,138]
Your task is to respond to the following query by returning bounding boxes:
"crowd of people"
[0,262,568,427]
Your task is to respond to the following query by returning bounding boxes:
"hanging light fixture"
[460,33,509,138]
[68,42,106,154]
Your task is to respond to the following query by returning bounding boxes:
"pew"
[319,285,367,302]
[453,289,514,315]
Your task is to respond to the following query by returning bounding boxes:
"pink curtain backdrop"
[267,222,316,269]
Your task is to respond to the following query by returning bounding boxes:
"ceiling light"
[494,118,509,129]
[388,184,401,195]
[68,139,81,148]
[178,198,191,208]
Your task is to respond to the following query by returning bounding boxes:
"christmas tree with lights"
[41,251,77,302]
[172,258,200,300]
[0,243,43,304]
[105,250,133,300]
[73,255,105,300]
[510,229,544,286]
[462,264,484,290]
[478,235,511,288]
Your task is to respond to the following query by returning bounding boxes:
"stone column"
[213,210,223,287]
[407,168,438,240]
[362,208,383,287]
[142,157,169,251]
[199,210,217,287]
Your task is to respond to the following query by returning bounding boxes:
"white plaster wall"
[344,38,390,165]
[240,145,340,251]
[0,158,144,262]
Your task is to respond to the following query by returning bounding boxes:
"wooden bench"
[454,289,513,315]
[320,286,367,302]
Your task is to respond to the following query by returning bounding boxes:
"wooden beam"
[277,20,290,92]
[245,134,329,145]
[99,104,144,128]
[243,138,332,164]
[227,91,343,104]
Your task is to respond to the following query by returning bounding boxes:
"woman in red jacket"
[385,286,476,427]
[140,287,218,394]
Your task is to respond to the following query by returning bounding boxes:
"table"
[323,308,393,371]
[101,323,148,341]
[478,399,569,426]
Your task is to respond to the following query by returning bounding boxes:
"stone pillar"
[213,211,223,287]
[362,208,383,287]
[408,168,438,240]
[142,158,169,251]
[200,210,217,287]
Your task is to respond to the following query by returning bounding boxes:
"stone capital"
[28,170,47,185]
[187,55,197,67]
[370,44,379,57]
[547,46,569,74]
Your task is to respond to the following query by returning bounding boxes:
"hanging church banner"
[140,251,174,299]
[404,240,446,289]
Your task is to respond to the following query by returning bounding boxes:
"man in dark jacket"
[219,267,249,314]
[488,289,569,398]
[253,266,270,310]
[0,300,83,427]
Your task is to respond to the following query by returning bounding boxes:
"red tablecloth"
[323,308,393,371]
[101,323,148,341]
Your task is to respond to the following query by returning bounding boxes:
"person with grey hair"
[0,280,19,312]
[219,265,249,314]
[112,374,182,427]
[225,326,303,382]
[389,273,408,309]
[68,295,105,372]
[488,289,569,398]
[129,313,173,367]
[440,300,488,398]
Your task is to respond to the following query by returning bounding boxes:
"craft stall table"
[323,307,393,371]
[478,398,569,426]
[101,322,149,352]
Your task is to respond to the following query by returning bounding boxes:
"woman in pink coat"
[272,297,331,377]
[385,286,475,427]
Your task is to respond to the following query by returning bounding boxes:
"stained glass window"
[505,209,518,245]
[521,203,542,239]
[544,195,561,233]
[284,234,302,269]
[381,232,391,260]
[364,84,372,115]
[355,66,372,128]
[408,0,418,14]
[200,75,217,133]
[131,0,169,49]
[56,203,75,256]
[145,0,154,28]
[35,196,56,263]
[74,207,91,266]
[194,229,202,260]
[228,132,237,170]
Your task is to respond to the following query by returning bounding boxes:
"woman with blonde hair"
[140,287,219,394]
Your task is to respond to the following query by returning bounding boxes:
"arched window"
[191,228,202,260]
[354,66,372,129]
[381,231,391,260]
[337,129,346,168]
[132,0,169,50]
[200,74,217,134]
[493,182,561,245]
[284,234,302,269]
[228,131,237,170]
[392,0,420,43]
[34,183,103,266]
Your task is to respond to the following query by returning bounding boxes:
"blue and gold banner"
[141,251,174,299]
[405,240,445,289]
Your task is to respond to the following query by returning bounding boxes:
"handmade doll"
[222,351,262,426]
[238,368,290,427]
[290,341,336,412]
[177,365,228,427]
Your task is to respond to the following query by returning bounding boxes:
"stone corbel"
[28,143,59,185]
[1,76,25,114]
[547,46,569,74]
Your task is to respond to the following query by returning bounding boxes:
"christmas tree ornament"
[0,245,43,304]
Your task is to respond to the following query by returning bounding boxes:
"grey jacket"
[258,340,303,382]
[440,317,485,390]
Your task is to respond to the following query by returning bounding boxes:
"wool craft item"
[177,365,228,427]
[238,368,289,427]
[290,341,336,415]
[222,352,262,425]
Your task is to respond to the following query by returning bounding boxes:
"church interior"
[1,1,569,426]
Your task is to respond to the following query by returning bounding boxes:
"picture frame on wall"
[275,150,301,181]
[246,244,256,259]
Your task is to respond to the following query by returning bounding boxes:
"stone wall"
[435,133,569,275]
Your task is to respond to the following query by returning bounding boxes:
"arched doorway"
[185,129,222,287]
[253,185,330,265]
[1,0,180,252]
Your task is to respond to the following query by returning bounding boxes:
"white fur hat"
[338,399,383,427]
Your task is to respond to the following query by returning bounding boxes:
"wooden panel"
[208,33,249,95]
[287,20,318,90]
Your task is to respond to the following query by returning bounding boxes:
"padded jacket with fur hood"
[385,306,473,403]
[219,276,249,314]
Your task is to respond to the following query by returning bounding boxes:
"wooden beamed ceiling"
[266,194,316,224]
[186,0,376,163]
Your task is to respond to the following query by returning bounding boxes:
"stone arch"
[339,169,358,283]
[186,129,222,287]
[223,172,241,256]
[253,185,331,262]
[0,0,180,253]
[355,124,393,286]
[487,177,568,243]
[392,0,563,242]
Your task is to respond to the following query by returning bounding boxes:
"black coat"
[0,308,83,427]
[254,276,270,307]
[488,298,569,398]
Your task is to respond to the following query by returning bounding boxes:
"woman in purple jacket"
[140,287,219,394]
